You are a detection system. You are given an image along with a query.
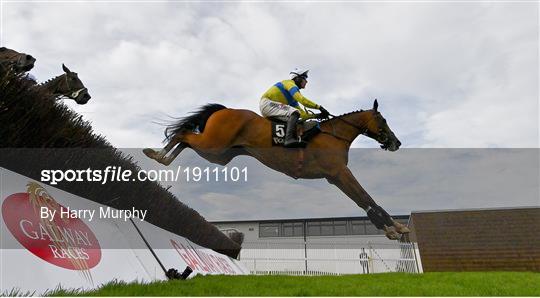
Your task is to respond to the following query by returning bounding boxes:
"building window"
[308,220,351,236]
[257,216,409,238]
[334,220,347,235]
[365,221,380,235]
[259,223,280,237]
[351,220,366,235]
[307,222,321,236]
[283,222,303,237]
[320,221,333,236]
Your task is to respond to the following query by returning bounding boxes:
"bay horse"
[37,64,91,104]
[143,100,410,240]
[0,47,36,74]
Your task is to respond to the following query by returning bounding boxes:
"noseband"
[64,75,87,99]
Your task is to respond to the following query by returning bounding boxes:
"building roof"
[411,206,539,214]
[210,214,410,225]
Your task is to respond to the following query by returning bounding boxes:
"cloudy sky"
[3,2,539,220]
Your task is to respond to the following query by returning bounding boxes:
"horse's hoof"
[393,222,411,234]
[384,226,400,240]
[143,148,157,159]
[385,230,400,240]
[397,226,411,234]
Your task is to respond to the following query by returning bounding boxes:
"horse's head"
[363,99,401,151]
[0,47,36,73]
[58,64,91,104]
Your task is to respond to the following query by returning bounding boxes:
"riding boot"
[284,112,307,148]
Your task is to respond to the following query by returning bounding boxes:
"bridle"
[63,74,87,99]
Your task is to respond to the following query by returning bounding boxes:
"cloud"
[3,2,537,148]
[3,3,539,220]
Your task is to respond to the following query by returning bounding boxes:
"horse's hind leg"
[194,148,242,166]
[327,166,410,240]
[177,130,233,155]
[143,138,179,162]
[160,142,188,166]
[177,110,250,155]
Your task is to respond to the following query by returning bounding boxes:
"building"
[409,207,540,272]
[212,215,421,275]
[213,207,540,275]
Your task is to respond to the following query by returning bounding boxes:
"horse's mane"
[38,74,65,86]
[164,103,227,143]
[320,109,364,124]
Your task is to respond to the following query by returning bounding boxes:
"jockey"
[260,68,330,147]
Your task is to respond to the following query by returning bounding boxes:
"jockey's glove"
[315,113,328,120]
[319,106,330,119]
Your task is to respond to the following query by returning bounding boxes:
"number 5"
[276,125,285,137]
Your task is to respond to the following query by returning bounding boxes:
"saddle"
[270,118,321,146]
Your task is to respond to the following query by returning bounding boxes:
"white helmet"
[290,68,309,80]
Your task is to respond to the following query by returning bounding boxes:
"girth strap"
[294,149,304,179]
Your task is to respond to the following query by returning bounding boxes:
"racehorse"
[0,47,36,74]
[143,100,410,240]
[37,64,91,104]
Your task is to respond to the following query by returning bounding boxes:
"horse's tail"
[164,103,227,142]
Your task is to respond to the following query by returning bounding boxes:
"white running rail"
[238,240,422,275]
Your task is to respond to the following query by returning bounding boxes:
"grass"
[46,272,540,296]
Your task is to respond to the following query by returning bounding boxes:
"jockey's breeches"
[259,98,297,122]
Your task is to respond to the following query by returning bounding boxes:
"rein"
[319,113,369,143]
[329,113,368,133]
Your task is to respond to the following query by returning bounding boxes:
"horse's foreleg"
[327,167,409,240]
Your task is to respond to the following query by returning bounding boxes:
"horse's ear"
[373,99,378,111]
[62,63,71,73]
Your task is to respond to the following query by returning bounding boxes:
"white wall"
[0,168,164,294]
[0,168,247,295]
